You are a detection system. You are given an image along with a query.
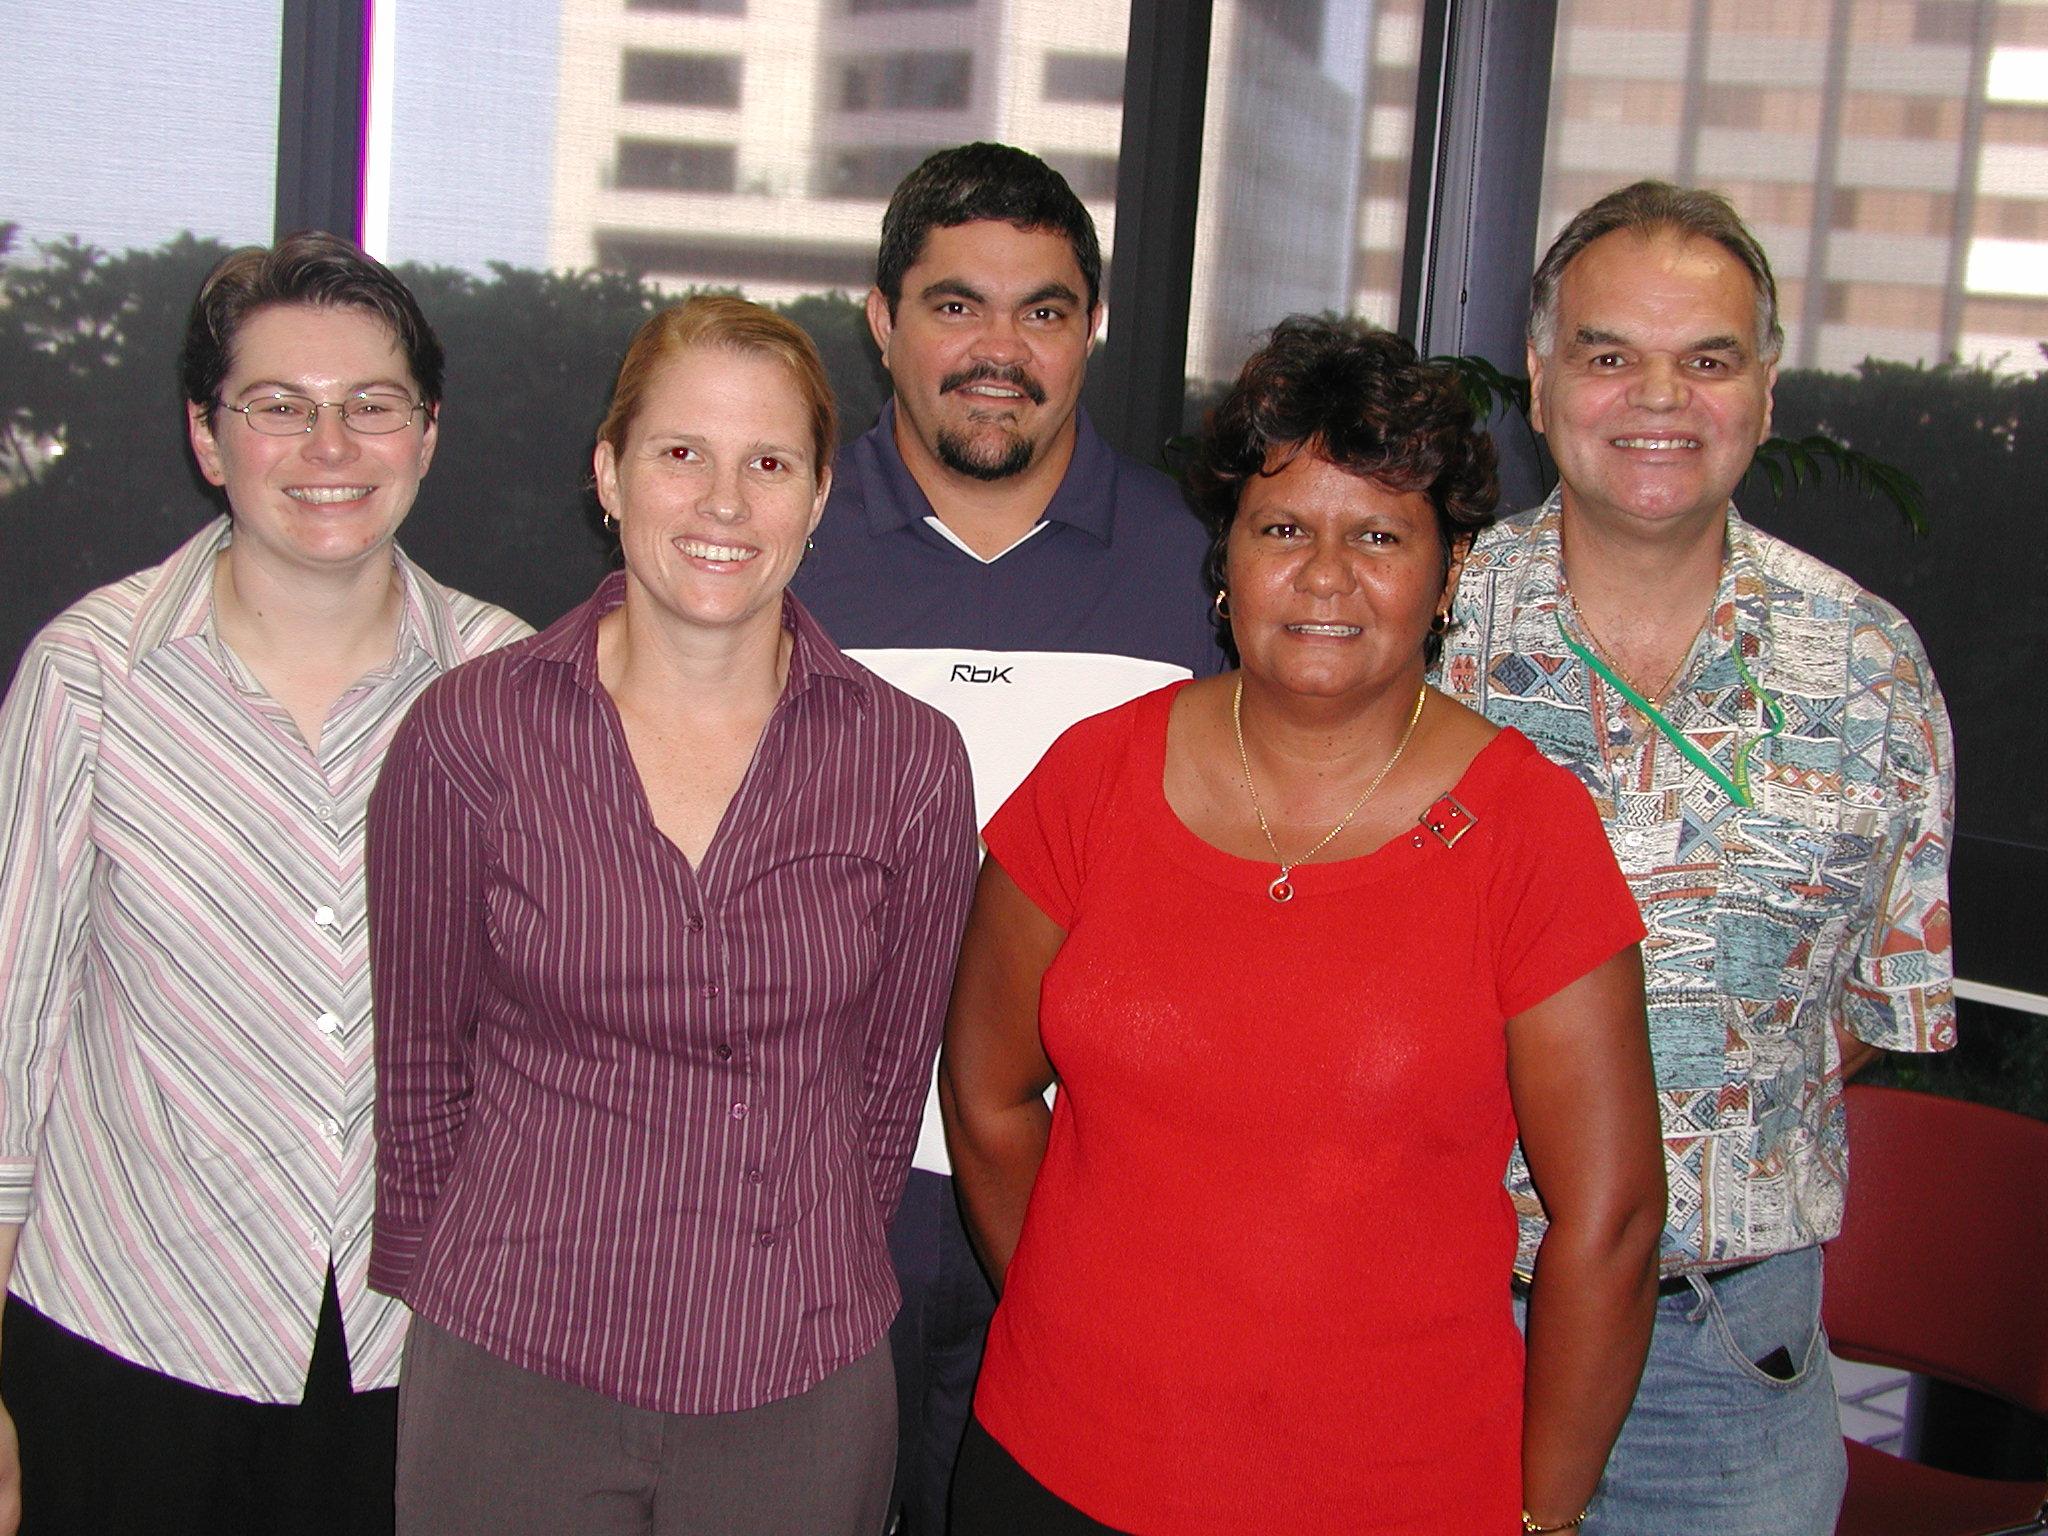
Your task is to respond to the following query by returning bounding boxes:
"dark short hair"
[1189,317,1499,664]
[1529,180,1782,363]
[181,230,445,424]
[875,142,1103,315]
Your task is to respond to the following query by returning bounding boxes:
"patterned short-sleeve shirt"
[1438,494,1956,1271]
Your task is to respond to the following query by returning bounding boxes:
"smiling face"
[187,303,435,579]
[594,344,829,644]
[867,219,1097,489]
[1529,228,1775,543]
[1224,451,1457,706]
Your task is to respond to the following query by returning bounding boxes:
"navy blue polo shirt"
[793,402,1222,1173]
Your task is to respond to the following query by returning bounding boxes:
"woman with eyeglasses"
[941,318,1666,1535]
[367,295,977,1536]
[0,234,530,1536]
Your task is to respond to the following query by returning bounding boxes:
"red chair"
[1825,1083,2048,1536]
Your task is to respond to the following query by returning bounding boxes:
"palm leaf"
[1432,353,1531,422]
[1755,434,1927,535]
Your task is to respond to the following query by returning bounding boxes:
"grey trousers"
[395,1316,895,1536]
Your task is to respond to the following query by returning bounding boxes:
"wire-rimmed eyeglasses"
[219,391,429,436]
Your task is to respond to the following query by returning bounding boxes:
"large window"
[364,0,1132,628]
[0,1,283,674]
[1538,0,2048,1056]
[2,3,280,255]
[1181,0,1425,423]
[1542,0,2048,372]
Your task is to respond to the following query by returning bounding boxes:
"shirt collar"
[521,570,875,711]
[125,515,453,673]
[1489,488,1773,677]
[842,399,1119,547]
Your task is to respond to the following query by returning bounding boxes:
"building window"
[1913,1,1977,46]
[614,138,737,193]
[1042,52,1123,106]
[595,233,872,289]
[823,145,946,198]
[1702,84,1764,130]
[622,51,742,108]
[839,52,972,112]
[627,0,744,12]
[1043,152,1118,202]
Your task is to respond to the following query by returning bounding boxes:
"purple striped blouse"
[367,573,977,1414]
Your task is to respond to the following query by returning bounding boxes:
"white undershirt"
[921,514,1052,564]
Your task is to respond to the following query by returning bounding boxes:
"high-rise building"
[1537,0,2048,373]
[539,0,2048,377]
[547,0,1133,303]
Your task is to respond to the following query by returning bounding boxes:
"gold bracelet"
[1522,1511,1588,1534]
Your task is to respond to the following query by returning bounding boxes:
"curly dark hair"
[1187,317,1499,664]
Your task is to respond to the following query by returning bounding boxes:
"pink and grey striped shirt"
[366,573,977,1414]
[0,516,530,1402]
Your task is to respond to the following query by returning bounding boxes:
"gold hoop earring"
[1213,589,1231,621]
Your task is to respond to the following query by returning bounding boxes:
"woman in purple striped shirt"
[367,296,978,1536]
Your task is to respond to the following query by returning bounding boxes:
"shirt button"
[315,802,336,821]
[313,905,337,928]
[756,1229,774,1247]
[716,1044,733,1060]
[686,913,704,933]
[703,984,720,1000]
[746,1167,764,1184]
[321,1117,343,1139]
[315,1011,342,1035]
[730,1102,747,1120]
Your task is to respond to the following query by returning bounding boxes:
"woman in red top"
[941,319,1665,1535]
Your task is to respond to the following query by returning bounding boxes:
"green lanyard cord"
[1555,608,1783,808]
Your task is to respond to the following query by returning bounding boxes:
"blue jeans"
[1515,1246,1847,1536]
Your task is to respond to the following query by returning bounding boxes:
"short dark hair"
[1529,180,1782,363]
[1189,317,1499,664]
[874,142,1103,315]
[180,230,445,424]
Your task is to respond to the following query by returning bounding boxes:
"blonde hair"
[598,294,837,472]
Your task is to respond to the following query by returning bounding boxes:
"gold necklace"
[1232,677,1428,903]
[1559,577,1695,706]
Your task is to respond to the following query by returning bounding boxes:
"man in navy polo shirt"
[793,141,1219,1533]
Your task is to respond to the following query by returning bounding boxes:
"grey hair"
[1527,180,1783,365]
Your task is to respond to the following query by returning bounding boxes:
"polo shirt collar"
[848,399,1119,547]
[126,514,453,673]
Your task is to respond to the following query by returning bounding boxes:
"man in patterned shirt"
[1439,182,1954,1536]
[0,233,529,1536]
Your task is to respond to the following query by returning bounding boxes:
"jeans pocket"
[1700,1254,1829,1392]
